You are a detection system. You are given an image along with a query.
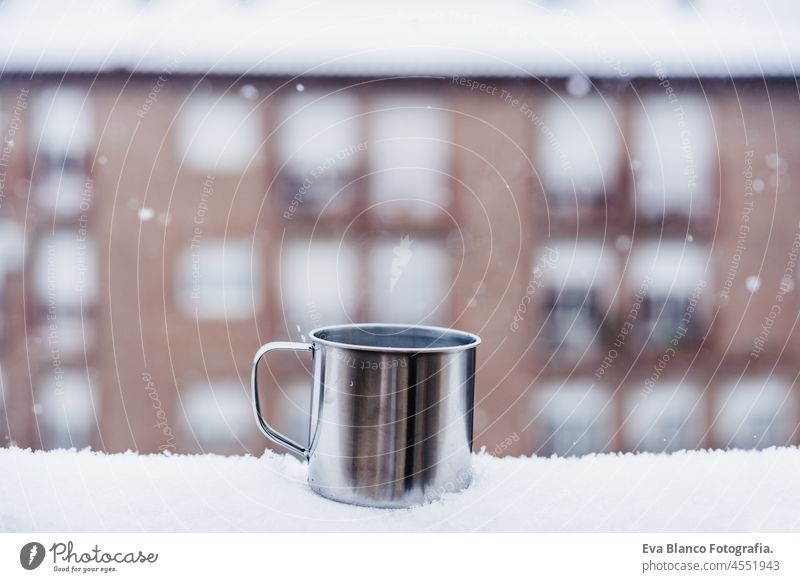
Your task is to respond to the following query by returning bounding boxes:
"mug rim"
[308,323,481,354]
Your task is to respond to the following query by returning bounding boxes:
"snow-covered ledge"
[1,447,798,532]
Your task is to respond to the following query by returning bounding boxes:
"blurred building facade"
[0,70,798,457]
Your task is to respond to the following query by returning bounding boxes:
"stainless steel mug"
[251,323,480,508]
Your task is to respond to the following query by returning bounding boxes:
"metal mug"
[251,323,480,508]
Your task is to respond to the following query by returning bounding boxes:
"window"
[625,381,704,452]
[368,237,449,325]
[0,220,24,275]
[538,95,621,209]
[539,240,616,357]
[32,88,93,160]
[281,239,358,329]
[31,88,93,217]
[632,93,714,220]
[714,377,796,450]
[176,93,261,172]
[181,379,254,452]
[33,231,98,314]
[177,238,262,320]
[278,92,362,213]
[32,231,96,358]
[35,168,90,217]
[535,380,612,456]
[40,316,95,361]
[630,241,708,347]
[369,97,450,220]
[37,369,97,450]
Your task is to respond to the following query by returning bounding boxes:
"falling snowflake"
[138,207,155,222]
[239,84,259,100]
[565,74,591,97]
[765,153,786,172]
[745,276,761,293]
[296,83,305,92]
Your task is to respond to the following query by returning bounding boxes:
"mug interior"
[310,324,480,353]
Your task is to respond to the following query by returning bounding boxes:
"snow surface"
[1,446,799,532]
[0,0,797,78]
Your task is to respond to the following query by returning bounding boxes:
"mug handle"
[251,341,313,460]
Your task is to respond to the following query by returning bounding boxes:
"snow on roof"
[3,446,800,531]
[0,0,797,79]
